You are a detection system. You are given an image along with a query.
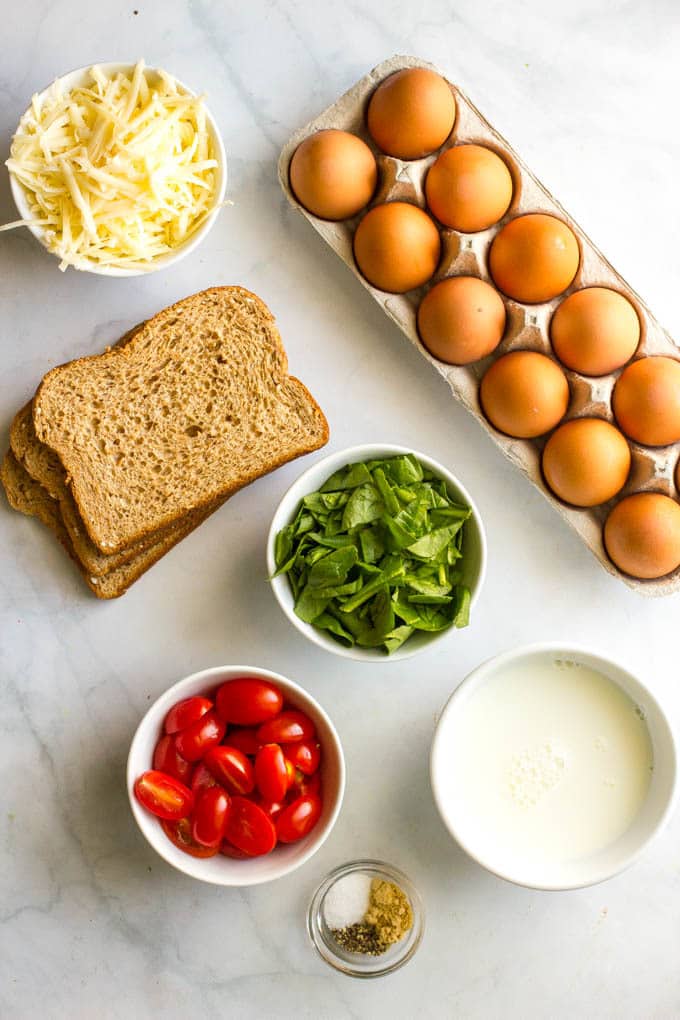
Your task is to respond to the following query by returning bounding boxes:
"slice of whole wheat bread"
[13,321,148,506]
[11,402,72,503]
[11,402,195,576]
[33,286,329,554]
[9,321,193,576]
[1,451,220,598]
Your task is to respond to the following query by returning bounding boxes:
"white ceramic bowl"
[431,643,678,890]
[267,444,487,662]
[127,665,345,885]
[9,63,227,276]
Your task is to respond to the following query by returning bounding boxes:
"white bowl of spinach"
[267,445,487,660]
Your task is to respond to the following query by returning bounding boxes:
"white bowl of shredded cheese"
[6,61,227,275]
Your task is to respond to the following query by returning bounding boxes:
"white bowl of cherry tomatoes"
[127,665,345,885]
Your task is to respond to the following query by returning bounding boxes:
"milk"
[440,658,653,867]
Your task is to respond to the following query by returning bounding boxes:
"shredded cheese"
[6,60,220,271]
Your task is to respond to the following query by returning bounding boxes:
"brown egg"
[417,276,506,365]
[542,418,631,507]
[488,214,580,304]
[604,492,680,579]
[366,68,456,160]
[289,129,377,220]
[612,356,680,446]
[425,145,513,232]
[480,350,569,438]
[550,288,640,376]
[353,202,441,293]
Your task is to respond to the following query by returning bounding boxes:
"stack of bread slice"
[1,287,329,598]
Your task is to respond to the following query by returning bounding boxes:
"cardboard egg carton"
[278,54,680,596]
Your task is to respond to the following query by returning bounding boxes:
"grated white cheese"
[5,60,220,271]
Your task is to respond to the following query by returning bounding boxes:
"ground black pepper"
[329,922,388,956]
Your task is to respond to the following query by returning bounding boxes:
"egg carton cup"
[278,54,680,597]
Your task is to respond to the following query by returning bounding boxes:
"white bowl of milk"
[430,643,677,890]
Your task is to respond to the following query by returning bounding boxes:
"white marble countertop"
[2,2,680,1018]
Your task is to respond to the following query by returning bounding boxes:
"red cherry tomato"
[283,740,321,776]
[161,817,219,858]
[224,796,277,856]
[134,770,194,821]
[204,745,255,795]
[255,744,290,802]
[216,677,284,726]
[219,841,253,859]
[257,710,316,745]
[164,696,213,735]
[153,735,193,783]
[256,797,286,820]
[191,763,219,795]
[192,787,231,847]
[276,794,322,843]
[225,727,261,757]
[174,709,225,762]
[291,768,322,799]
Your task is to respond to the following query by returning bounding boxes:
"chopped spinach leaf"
[273,454,474,654]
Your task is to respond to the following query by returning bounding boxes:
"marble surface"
[1,2,680,1017]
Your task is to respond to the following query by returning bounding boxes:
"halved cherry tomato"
[224,796,277,856]
[257,710,316,745]
[276,794,322,843]
[256,797,286,820]
[164,696,213,735]
[225,727,261,757]
[219,841,253,859]
[291,768,322,799]
[134,770,194,821]
[283,740,321,776]
[191,763,219,795]
[192,787,231,847]
[153,735,193,783]
[161,817,219,858]
[174,709,225,762]
[204,745,255,795]
[216,677,283,725]
[255,744,289,802]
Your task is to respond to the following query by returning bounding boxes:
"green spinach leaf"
[273,454,474,654]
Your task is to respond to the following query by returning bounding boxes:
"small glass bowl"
[307,859,424,978]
